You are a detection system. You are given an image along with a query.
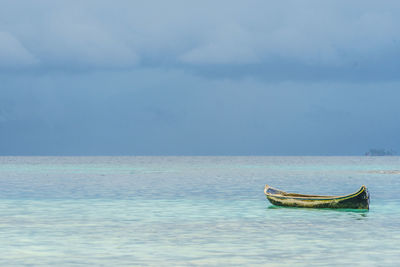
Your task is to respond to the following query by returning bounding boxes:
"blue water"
[0,156,399,266]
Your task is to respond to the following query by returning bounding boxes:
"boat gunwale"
[264,185,366,201]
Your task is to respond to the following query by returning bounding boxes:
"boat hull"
[265,185,370,209]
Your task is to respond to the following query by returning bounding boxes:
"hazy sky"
[1,0,400,155]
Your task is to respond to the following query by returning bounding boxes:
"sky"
[1,0,400,155]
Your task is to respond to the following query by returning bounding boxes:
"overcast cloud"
[0,0,399,155]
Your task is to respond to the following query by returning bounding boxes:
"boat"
[264,184,370,209]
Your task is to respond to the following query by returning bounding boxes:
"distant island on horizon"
[365,148,396,156]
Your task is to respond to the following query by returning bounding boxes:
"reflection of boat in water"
[264,185,370,210]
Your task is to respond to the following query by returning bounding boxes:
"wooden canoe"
[264,184,370,209]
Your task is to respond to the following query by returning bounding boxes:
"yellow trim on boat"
[264,185,366,201]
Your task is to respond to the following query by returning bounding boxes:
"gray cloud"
[1,69,400,155]
[1,1,400,155]
[0,31,37,68]
[0,0,399,79]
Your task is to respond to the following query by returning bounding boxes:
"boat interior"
[265,184,364,199]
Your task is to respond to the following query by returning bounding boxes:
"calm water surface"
[0,156,399,266]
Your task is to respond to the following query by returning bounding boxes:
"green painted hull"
[264,185,370,209]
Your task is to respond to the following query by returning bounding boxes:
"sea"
[0,156,399,266]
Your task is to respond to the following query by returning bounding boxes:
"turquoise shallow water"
[0,156,399,266]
